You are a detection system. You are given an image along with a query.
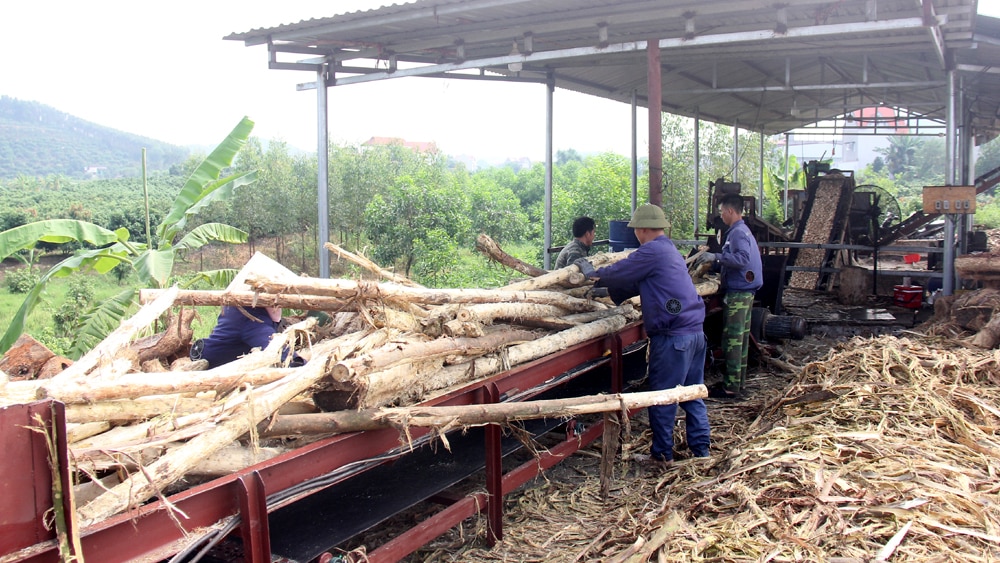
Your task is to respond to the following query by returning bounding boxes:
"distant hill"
[0,96,190,179]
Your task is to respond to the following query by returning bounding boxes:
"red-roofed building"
[363,136,439,154]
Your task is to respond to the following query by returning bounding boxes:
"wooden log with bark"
[127,308,197,365]
[262,385,707,436]
[38,318,321,403]
[475,233,548,278]
[351,315,629,409]
[247,274,605,313]
[501,251,628,292]
[0,334,58,380]
[324,241,423,287]
[49,286,181,384]
[456,303,566,324]
[330,328,538,383]
[139,288,353,311]
[64,396,216,424]
[956,253,1000,286]
[75,334,346,526]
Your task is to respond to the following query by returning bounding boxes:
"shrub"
[53,277,95,336]
[5,267,39,294]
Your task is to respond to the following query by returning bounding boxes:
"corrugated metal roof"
[227,0,1000,143]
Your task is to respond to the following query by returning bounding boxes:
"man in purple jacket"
[574,204,710,466]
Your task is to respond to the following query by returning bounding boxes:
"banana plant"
[0,117,257,356]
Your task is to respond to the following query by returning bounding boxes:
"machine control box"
[922,186,976,214]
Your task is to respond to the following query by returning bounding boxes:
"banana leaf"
[157,117,254,243]
[68,289,137,359]
[0,220,119,262]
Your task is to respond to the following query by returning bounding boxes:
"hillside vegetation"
[0,96,189,179]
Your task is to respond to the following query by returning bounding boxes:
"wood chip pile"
[0,245,721,529]
[789,173,855,291]
[445,333,1000,562]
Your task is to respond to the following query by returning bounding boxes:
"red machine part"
[1,323,644,563]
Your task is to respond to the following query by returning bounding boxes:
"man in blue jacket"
[575,204,710,466]
[698,193,763,398]
[191,305,302,368]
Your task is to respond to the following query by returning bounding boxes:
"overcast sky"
[4,2,999,162]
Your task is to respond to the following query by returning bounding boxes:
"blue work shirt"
[594,235,705,336]
[199,306,279,368]
[718,219,763,292]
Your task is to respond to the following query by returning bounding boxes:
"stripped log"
[1,379,43,407]
[64,396,215,424]
[503,251,629,292]
[352,315,628,409]
[76,443,291,478]
[49,285,180,383]
[330,328,538,383]
[66,422,110,444]
[516,305,639,331]
[324,241,423,287]
[247,274,604,313]
[75,344,340,526]
[139,288,352,311]
[456,303,566,324]
[475,233,548,277]
[186,445,290,477]
[263,385,707,436]
[38,318,321,403]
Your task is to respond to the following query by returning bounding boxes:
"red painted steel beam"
[0,402,72,557]
[237,472,270,563]
[6,323,645,562]
[363,326,647,563]
[365,405,609,563]
[483,383,503,545]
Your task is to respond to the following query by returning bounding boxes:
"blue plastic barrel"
[609,220,640,251]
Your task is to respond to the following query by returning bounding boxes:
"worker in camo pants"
[698,193,763,399]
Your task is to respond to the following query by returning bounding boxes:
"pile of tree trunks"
[0,243,718,527]
[956,252,1000,288]
[927,287,1000,348]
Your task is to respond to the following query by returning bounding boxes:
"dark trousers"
[647,332,711,460]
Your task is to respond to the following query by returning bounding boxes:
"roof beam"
[329,17,929,86]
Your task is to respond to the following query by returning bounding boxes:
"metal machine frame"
[1,323,646,563]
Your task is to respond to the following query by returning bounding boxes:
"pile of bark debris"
[448,331,1000,562]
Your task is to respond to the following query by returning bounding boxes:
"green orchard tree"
[0,117,257,356]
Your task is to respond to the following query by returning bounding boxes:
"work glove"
[587,286,610,299]
[573,257,597,278]
[696,252,718,266]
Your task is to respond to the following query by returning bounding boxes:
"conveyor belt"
[268,346,649,562]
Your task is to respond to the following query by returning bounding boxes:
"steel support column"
[784,133,790,221]
[758,130,764,217]
[647,40,662,206]
[943,69,957,295]
[317,63,331,279]
[694,110,700,234]
[543,74,554,269]
[631,89,638,213]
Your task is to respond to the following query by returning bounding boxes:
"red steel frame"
[0,322,645,563]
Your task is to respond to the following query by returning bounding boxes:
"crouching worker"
[190,305,304,369]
